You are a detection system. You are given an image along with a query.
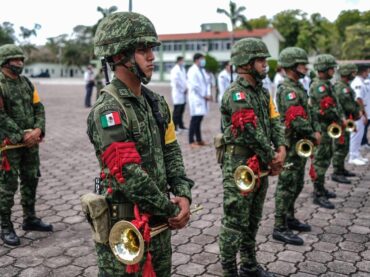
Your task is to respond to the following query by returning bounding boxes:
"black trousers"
[85,82,95,107]
[361,120,370,145]
[189,115,204,143]
[173,103,186,130]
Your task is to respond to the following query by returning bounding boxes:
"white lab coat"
[217,69,231,105]
[187,64,210,116]
[170,64,187,105]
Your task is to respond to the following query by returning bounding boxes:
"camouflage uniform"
[332,64,360,176]
[273,47,318,245]
[0,44,51,246]
[309,54,343,208]
[88,12,193,276]
[219,38,285,277]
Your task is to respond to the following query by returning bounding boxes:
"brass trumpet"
[109,205,203,265]
[345,119,356,132]
[234,163,293,194]
[327,122,342,139]
[295,139,314,158]
[0,144,26,153]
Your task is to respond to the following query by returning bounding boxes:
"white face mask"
[199,59,206,68]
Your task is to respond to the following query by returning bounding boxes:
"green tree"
[342,23,370,59]
[205,54,219,74]
[0,22,16,45]
[249,16,270,29]
[272,9,306,49]
[217,1,252,44]
[335,9,361,39]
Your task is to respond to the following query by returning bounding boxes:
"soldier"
[309,54,345,209]
[87,12,194,276]
[273,47,321,245]
[0,44,53,246]
[332,64,361,182]
[219,38,286,277]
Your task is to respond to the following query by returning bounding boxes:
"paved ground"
[1,80,370,277]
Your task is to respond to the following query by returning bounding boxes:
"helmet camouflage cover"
[231,38,270,66]
[0,44,25,66]
[278,47,308,68]
[337,63,357,76]
[94,12,161,57]
[314,54,337,71]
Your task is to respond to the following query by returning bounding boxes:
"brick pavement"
[1,81,370,277]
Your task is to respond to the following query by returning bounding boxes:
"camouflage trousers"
[0,147,40,226]
[219,153,268,276]
[312,132,333,195]
[275,143,307,228]
[95,229,172,277]
[332,131,350,173]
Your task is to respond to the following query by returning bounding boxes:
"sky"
[1,0,369,46]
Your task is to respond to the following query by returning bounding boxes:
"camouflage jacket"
[276,77,317,144]
[86,77,193,218]
[333,80,360,119]
[0,72,45,143]
[309,78,343,129]
[221,76,285,166]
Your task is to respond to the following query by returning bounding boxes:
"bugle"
[295,139,314,158]
[327,122,342,139]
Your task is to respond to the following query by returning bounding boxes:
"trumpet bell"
[234,165,256,193]
[109,220,145,265]
[327,123,342,139]
[295,139,314,158]
[345,120,356,132]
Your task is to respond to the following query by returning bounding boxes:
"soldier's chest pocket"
[6,94,29,117]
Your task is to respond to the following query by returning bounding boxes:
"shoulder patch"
[232,91,246,101]
[100,111,121,128]
[286,91,297,100]
[342,87,350,94]
[318,85,326,93]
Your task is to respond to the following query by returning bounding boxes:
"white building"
[153,27,284,81]
[24,63,84,79]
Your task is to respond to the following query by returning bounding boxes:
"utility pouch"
[80,193,110,244]
[214,133,226,164]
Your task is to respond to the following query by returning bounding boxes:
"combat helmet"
[313,54,337,72]
[94,12,161,57]
[231,38,270,67]
[278,47,308,68]
[0,44,25,66]
[337,63,357,76]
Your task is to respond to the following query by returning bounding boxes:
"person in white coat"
[349,65,369,165]
[187,53,211,147]
[170,56,188,132]
[217,61,232,105]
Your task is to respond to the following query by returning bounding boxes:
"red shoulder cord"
[231,109,257,137]
[285,105,307,129]
[319,96,336,115]
[241,155,261,196]
[126,204,155,277]
[1,139,11,171]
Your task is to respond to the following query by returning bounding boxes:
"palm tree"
[217,1,252,45]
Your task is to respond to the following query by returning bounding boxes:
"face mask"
[199,59,206,68]
[8,64,24,76]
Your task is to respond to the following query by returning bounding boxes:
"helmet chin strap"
[293,66,305,79]
[238,63,266,82]
[112,53,151,84]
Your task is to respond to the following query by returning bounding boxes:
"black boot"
[324,189,336,199]
[272,227,304,245]
[287,218,311,232]
[221,260,239,277]
[22,217,53,232]
[240,264,275,277]
[313,195,335,209]
[331,173,351,184]
[342,169,356,177]
[1,223,20,246]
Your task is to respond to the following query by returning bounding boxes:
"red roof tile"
[158,28,274,41]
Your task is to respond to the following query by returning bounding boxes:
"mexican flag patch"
[318,85,326,93]
[342,87,350,93]
[232,91,246,101]
[101,112,121,128]
[286,92,296,100]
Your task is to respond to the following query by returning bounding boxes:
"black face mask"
[7,64,23,75]
[294,67,306,79]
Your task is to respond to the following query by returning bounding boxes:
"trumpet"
[234,163,293,194]
[327,122,342,139]
[109,205,203,265]
[295,139,314,158]
[345,119,356,132]
[0,143,26,153]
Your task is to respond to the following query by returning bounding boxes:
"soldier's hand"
[270,146,286,176]
[168,197,190,230]
[314,132,322,145]
[23,128,41,148]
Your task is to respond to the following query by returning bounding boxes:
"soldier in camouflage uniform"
[273,47,321,245]
[87,12,194,276]
[0,44,53,246]
[309,54,345,209]
[331,64,360,184]
[219,38,286,277]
